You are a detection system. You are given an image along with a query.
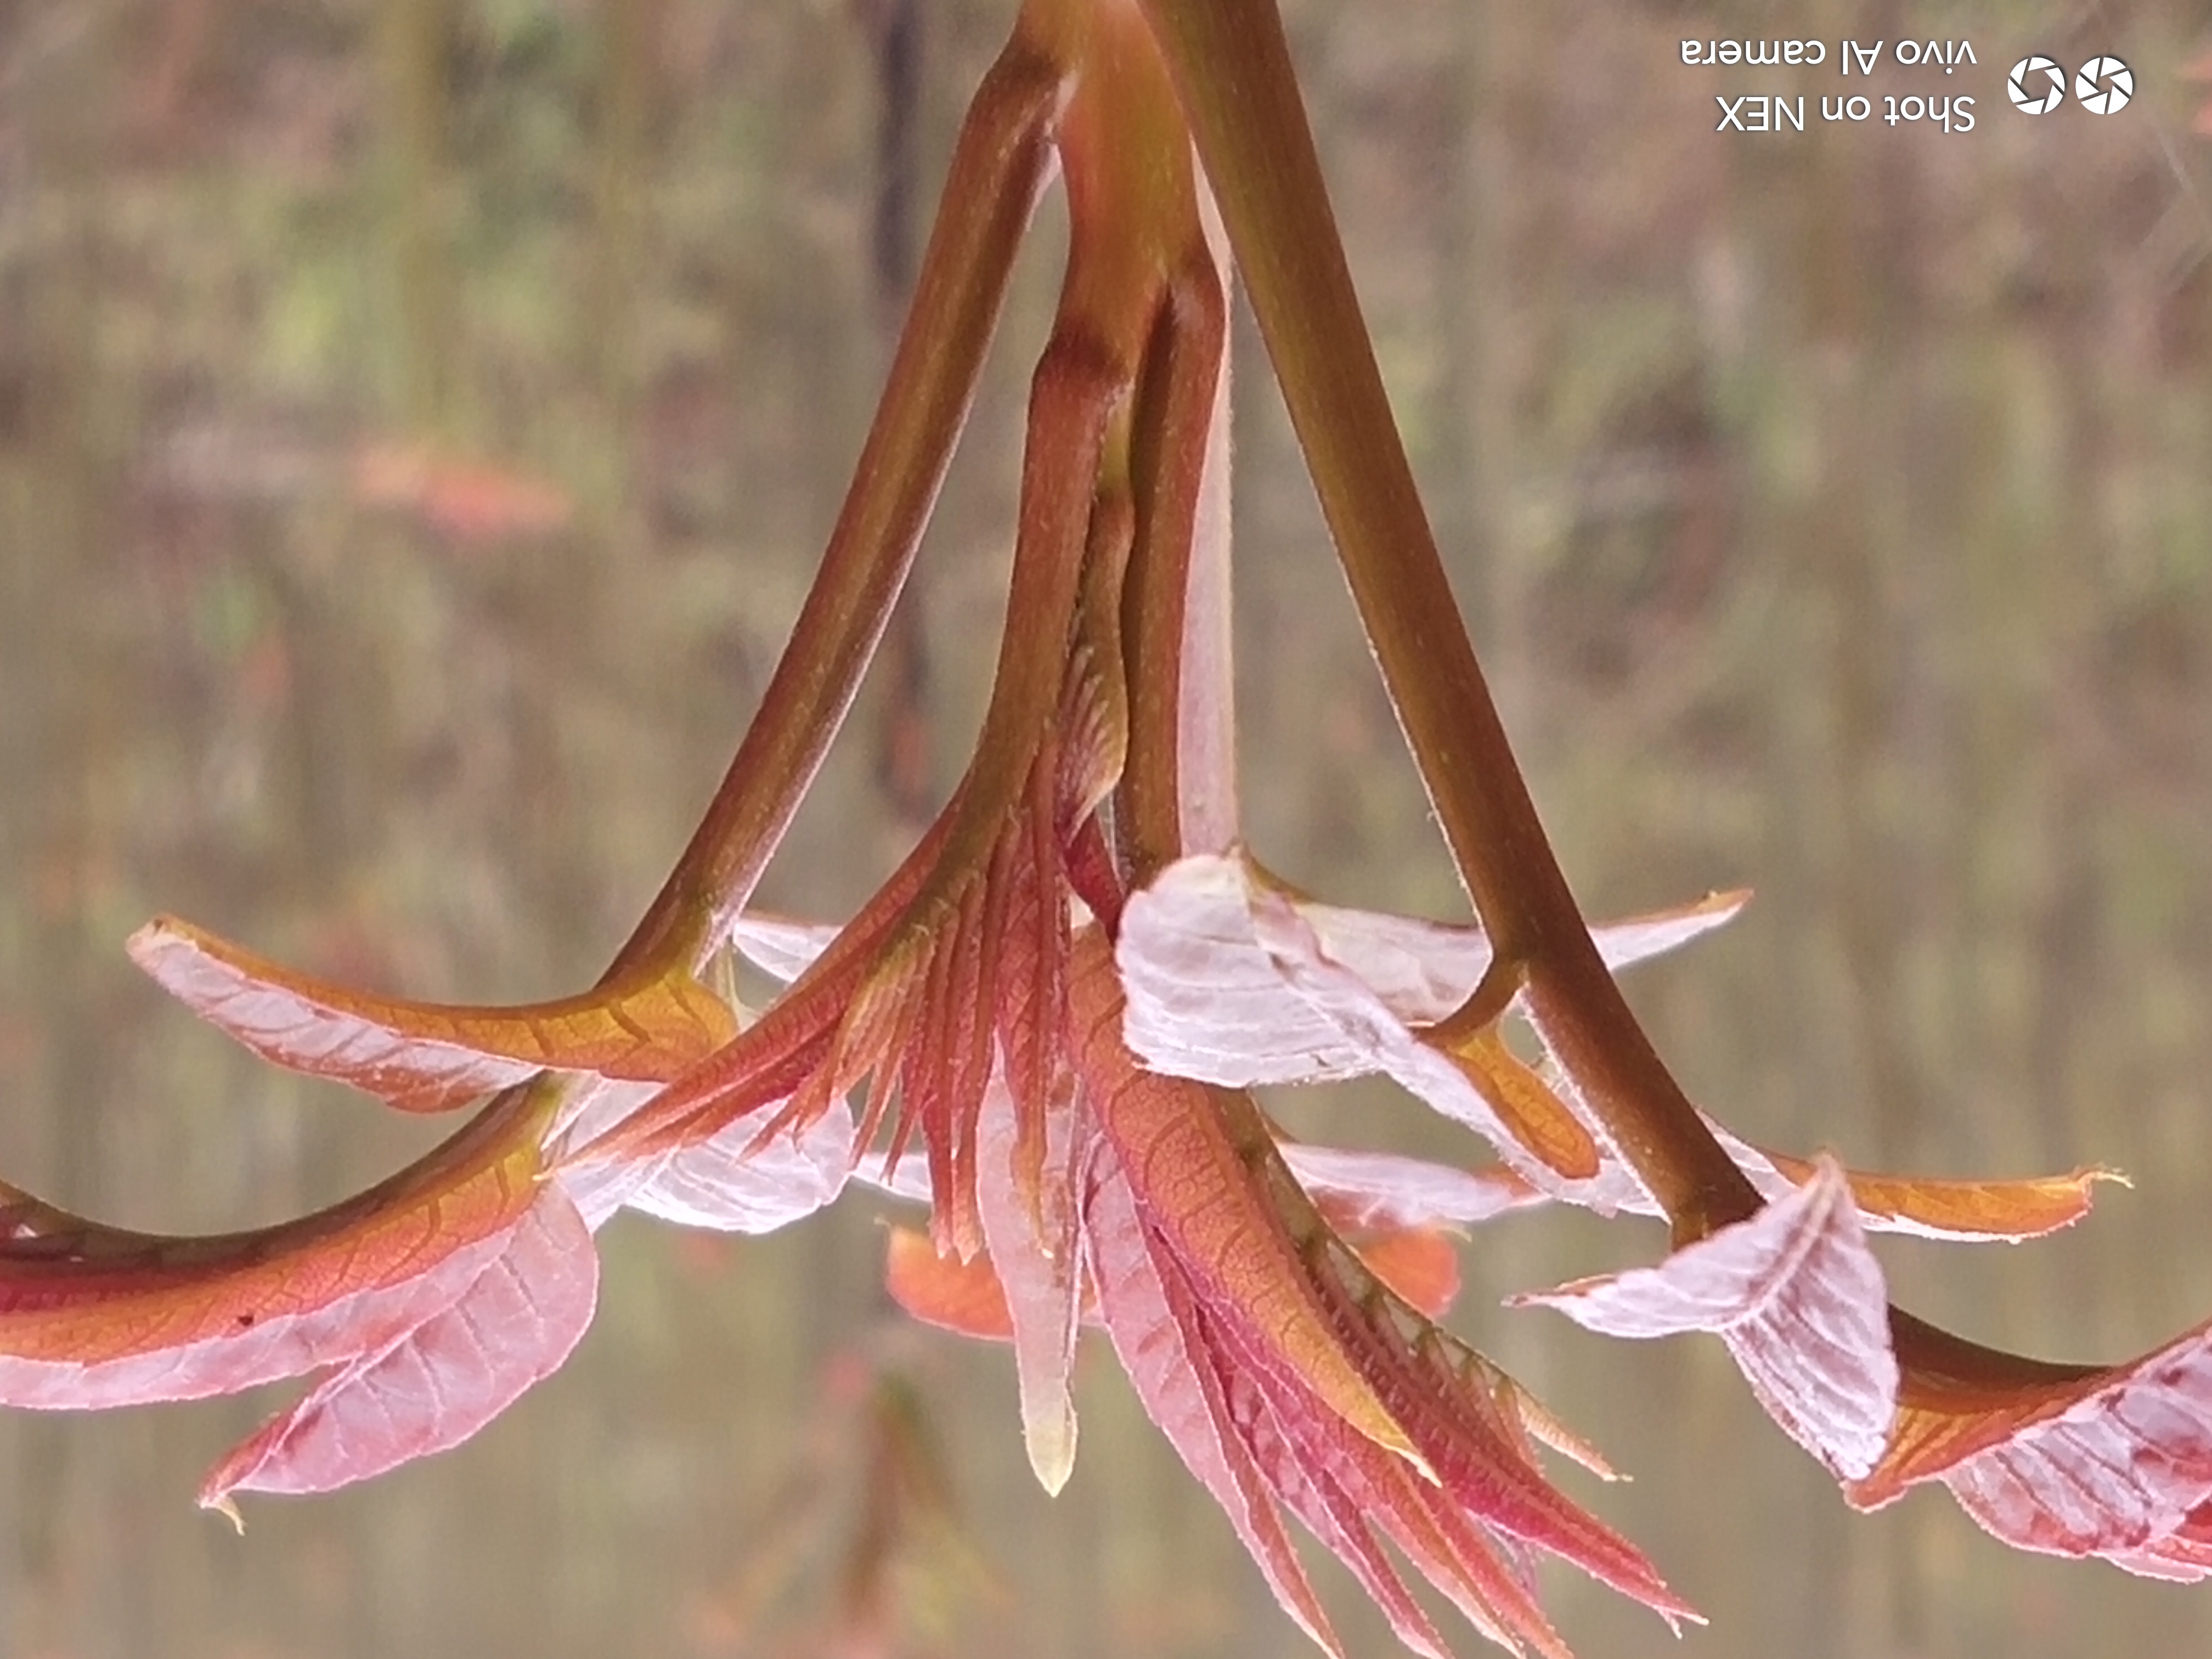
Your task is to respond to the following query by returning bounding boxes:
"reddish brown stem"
[1119,255,1229,884]
[903,0,1203,913]
[899,326,1131,933]
[1135,0,1756,1232]
[607,34,1066,980]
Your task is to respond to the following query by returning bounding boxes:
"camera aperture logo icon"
[2008,55,2066,114]
[2074,57,2132,114]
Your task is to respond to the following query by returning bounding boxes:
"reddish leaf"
[1084,1124,1688,1657]
[1199,1294,1578,1659]
[0,1084,553,1407]
[200,1181,597,1514]
[1074,927,1695,1644]
[1449,1032,1600,1182]
[131,917,736,1112]
[1848,1312,2212,1576]
[1084,1149,1344,1657]
[1344,1226,1460,1321]
[1742,1141,2114,1242]
[592,780,1060,1268]
[1071,936,1421,1470]
[1516,1158,1898,1480]
[885,1227,1018,1342]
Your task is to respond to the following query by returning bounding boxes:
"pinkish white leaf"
[1119,856,1429,1090]
[727,915,844,985]
[1277,1144,1543,1232]
[551,1071,854,1235]
[129,922,540,1111]
[620,1104,854,1233]
[974,1075,1084,1493]
[199,1184,596,1508]
[1119,855,1743,1086]
[1515,1158,1898,1480]
[1296,889,1745,1028]
[851,1147,934,1205]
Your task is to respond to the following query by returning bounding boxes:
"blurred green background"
[4,1,2212,1655]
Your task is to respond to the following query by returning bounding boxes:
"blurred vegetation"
[3,2,2211,1655]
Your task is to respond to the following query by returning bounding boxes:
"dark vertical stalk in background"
[377,0,456,433]
[594,0,656,444]
[867,0,936,833]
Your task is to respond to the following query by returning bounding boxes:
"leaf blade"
[131,918,735,1110]
[199,1182,597,1508]
[0,1086,554,1396]
[1516,1158,1899,1481]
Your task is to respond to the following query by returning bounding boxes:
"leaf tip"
[125,916,187,966]
[203,1492,246,1536]
[1023,1403,1079,1497]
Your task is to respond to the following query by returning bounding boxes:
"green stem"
[1136,0,1756,1231]
[607,34,1066,981]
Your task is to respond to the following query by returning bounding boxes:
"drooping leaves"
[11,891,873,1516]
[1080,1096,1688,1657]
[1850,1313,2212,1577]
[12,2,2204,1637]
[1120,853,2115,1243]
[1070,926,1696,1646]
[884,1135,1474,1346]
[1515,1158,1899,1481]
[585,748,1082,1266]
[1083,1147,1345,1656]
[1118,853,1743,1091]
[0,1083,555,1408]
[199,1180,598,1515]
[1071,932,1420,1470]
[130,917,736,1113]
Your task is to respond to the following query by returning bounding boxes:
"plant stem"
[911,0,1208,905]
[1136,0,1758,1232]
[1119,260,1228,881]
[607,35,1066,981]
